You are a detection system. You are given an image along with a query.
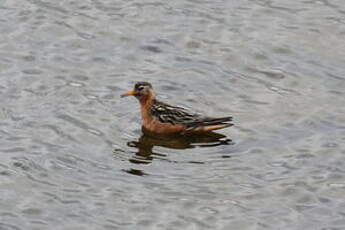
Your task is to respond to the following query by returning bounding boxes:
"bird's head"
[121,82,154,102]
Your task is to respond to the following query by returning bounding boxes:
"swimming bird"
[121,82,233,135]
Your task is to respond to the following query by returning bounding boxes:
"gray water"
[1,0,345,229]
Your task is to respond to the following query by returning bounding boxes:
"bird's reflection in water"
[123,131,233,176]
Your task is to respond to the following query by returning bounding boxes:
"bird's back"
[149,99,233,132]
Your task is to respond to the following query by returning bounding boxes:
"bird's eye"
[138,86,145,91]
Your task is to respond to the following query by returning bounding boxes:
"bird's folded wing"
[150,100,233,129]
[150,100,199,125]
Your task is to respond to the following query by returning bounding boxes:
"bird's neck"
[138,92,155,107]
[139,94,155,123]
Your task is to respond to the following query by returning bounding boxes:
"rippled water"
[1,0,345,229]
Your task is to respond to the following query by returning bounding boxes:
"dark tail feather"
[186,116,233,130]
[203,116,232,124]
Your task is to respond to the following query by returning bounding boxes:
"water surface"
[1,0,345,229]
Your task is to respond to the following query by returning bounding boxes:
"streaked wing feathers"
[150,100,232,129]
[150,100,197,124]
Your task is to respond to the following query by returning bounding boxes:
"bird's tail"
[186,116,233,132]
